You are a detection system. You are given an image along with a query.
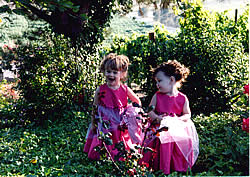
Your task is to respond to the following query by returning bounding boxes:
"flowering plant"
[243,84,249,95]
[241,84,249,133]
[242,118,249,133]
[93,103,158,176]
[0,80,19,105]
[230,83,249,133]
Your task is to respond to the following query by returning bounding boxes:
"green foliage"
[213,7,249,53]
[193,112,249,176]
[0,12,48,47]
[172,1,249,114]
[0,110,97,176]
[1,31,103,124]
[0,105,248,175]
[106,1,249,114]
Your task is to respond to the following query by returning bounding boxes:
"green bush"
[1,31,103,124]
[171,1,249,114]
[193,112,249,176]
[106,1,249,114]
[213,6,249,53]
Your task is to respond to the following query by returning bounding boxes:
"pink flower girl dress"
[142,91,199,174]
[84,83,144,160]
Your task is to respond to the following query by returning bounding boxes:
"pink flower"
[127,168,136,176]
[141,161,149,168]
[2,44,13,51]
[7,46,13,51]
[242,118,249,133]
[243,84,249,95]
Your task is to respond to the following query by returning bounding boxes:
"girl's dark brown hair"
[153,60,190,83]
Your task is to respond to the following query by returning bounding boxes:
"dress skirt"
[141,117,199,174]
[84,105,144,160]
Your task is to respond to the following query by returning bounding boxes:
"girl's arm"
[91,87,100,130]
[148,94,162,123]
[178,96,191,122]
[93,87,100,106]
[127,87,142,106]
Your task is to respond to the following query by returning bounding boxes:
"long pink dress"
[141,91,199,174]
[84,83,143,160]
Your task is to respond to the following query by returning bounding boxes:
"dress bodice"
[155,91,186,117]
[99,83,128,109]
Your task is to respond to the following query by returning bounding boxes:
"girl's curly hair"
[153,60,190,83]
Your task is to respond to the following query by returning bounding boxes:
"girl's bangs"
[105,59,122,71]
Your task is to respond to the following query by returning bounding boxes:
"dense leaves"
[0,110,101,176]
[107,1,249,114]
[1,31,103,125]
[193,112,249,176]
[0,100,248,176]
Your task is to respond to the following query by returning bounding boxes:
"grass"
[0,12,154,49]
[0,12,48,47]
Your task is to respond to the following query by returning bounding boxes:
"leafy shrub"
[1,31,103,124]
[193,112,249,176]
[213,6,249,53]
[106,1,249,114]
[172,1,249,114]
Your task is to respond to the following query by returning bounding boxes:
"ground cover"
[0,98,248,176]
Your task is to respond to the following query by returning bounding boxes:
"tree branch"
[19,2,53,24]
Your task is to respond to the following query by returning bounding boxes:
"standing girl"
[142,60,199,174]
[84,53,143,160]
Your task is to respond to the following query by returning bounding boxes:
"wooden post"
[235,9,238,24]
[148,32,156,68]
[149,32,155,41]
[0,71,3,81]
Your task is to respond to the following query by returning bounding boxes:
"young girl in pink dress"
[142,60,199,174]
[84,53,143,160]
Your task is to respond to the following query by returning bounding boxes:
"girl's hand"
[155,115,163,124]
[91,121,97,132]
[178,117,189,122]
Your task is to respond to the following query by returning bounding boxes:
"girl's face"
[155,71,174,93]
[105,68,122,87]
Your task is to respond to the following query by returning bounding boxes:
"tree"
[1,0,133,42]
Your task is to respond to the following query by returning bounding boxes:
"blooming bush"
[1,31,104,125]
[193,112,249,176]
[241,84,249,133]
[0,79,19,106]
[243,84,249,95]
[242,118,249,133]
